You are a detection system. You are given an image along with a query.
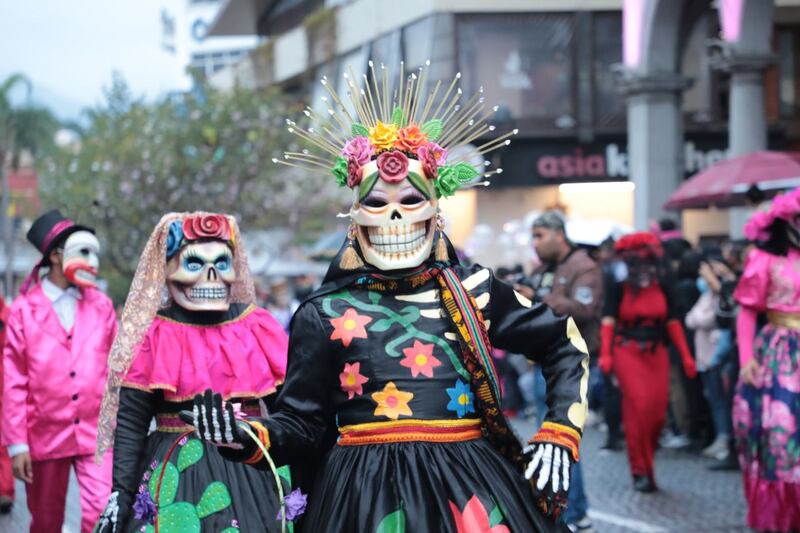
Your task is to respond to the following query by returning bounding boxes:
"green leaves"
[177,440,204,472]
[359,171,379,200]
[332,156,348,187]
[489,504,504,527]
[391,107,406,127]
[376,507,406,533]
[407,171,432,200]
[420,119,443,141]
[153,502,200,533]
[351,123,370,137]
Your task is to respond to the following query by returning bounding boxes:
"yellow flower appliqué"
[371,381,414,420]
[368,121,399,152]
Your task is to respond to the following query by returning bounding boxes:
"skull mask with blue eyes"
[167,241,235,311]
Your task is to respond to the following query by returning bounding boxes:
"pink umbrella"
[665,150,800,210]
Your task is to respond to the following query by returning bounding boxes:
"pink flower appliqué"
[342,136,375,166]
[762,396,797,435]
[744,211,773,242]
[771,188,800,223]
[339,362,369,399]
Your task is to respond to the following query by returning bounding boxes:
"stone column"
[712,50,773,236]
[621,72,692,230]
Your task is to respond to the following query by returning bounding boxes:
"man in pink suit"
[2,209,117,533]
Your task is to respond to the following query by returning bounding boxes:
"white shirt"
[7,278,81,457]
[41,277,81,332]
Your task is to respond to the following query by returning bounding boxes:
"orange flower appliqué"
[339,362,369,399]
[449,496,510,533]
[371,381,414,420]
[329,308,372,347]
[400,340,442,378]
[394,124,428,152]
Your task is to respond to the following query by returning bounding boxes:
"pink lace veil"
[95,212,256,461]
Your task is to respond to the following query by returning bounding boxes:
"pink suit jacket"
[1,283,117,461]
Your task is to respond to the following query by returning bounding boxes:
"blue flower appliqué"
[166,220,184,259]
[446,379,475,418]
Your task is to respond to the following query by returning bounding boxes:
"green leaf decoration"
[489,505,504,527]
[156,502,200,533]
[359,171,379,201]
[375,508,406,533]
[367,291,381,305]
[332,156,348,187]
[391,107,405,127]
[407,171,432,200]
[177,440,204,472]
[144,526,155,533]
[434,166,459,198]
[370,317,394,333]
[277,464,292,486]
[196,482,232,519]
[420,119,443,141]
[454,162,479,182]
[148,461,179,507]
[351,123,370,137]
[220,529,240,533]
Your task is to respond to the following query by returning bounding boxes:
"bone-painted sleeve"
[112,386,157,527]
[243,303,334,467]
[486,271,589,456]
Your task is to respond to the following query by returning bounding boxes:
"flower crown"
[615,232,663,259]
[744,187,800,242]
[274,61,516,199]
[166,214,236,260]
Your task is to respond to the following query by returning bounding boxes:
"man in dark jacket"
[517,211,602,533]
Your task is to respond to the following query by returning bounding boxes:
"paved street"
[0,420,747,532]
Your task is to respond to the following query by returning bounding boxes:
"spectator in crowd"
[265,276,300,332]
[517,211,602,533]
[0,295,12,514]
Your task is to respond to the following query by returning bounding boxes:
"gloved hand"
[524,442,572,520]
[666,320,698,379]
[95,490,131,533]
[598,321,615,375]
[178,389,252,451]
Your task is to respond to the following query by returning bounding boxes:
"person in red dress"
[598,232,697,492]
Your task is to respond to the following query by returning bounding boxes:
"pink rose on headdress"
[770,188,800,222]
[183,214,232,242]
[347,156,362,188]
[342,136,374,166]
[417,142,447,179]
[744,211,773,242]
[376,151,409,183]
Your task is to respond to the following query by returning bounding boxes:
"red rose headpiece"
[614,232,663,259]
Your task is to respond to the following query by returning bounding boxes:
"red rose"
[183,214,232,242]
[347,156,363,188]
[421,147,439,179]
[376,151,409,184]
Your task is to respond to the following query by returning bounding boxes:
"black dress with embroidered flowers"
[248,241,588,532]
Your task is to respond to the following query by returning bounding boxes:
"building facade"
[208,0,800,265]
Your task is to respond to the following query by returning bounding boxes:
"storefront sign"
[495,133,782,187]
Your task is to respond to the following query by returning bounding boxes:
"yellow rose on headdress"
[369,121,399,152]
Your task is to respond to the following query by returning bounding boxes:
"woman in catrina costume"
[94,212,289,532]
[183,65,589,532]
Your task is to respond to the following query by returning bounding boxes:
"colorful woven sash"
[436,268,526,472]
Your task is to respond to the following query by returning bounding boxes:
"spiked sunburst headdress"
[273,60,517,198]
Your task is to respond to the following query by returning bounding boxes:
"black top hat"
[26,209,94,261]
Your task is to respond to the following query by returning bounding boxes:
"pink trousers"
[26,454,112,533]
[0,446,12,498]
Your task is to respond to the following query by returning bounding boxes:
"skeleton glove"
[179,390,252,452]
[95,490,122,533]
[524,442,572,520]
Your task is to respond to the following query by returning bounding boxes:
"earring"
[435,212,449,262]
[339,223,365,270]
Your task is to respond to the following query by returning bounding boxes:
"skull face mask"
[62,230,100,288]
[351,159,438,270]
[168,241,236,311]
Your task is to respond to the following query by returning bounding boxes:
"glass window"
[403,16,434,69]
[457,14,575,124]
[593,13,626,128]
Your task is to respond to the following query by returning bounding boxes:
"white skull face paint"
[350,159,438,271]
[167,241,235,311]
[62,230,101,288]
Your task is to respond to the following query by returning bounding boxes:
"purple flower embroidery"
[142,471,151,482]
[149,460,158,470]
[276,489,307,522]
[178,436,189,446]
[133,491,157,525]
[231,519,239,528]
